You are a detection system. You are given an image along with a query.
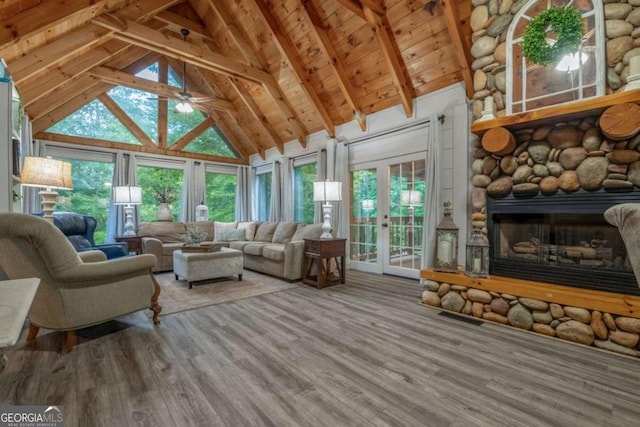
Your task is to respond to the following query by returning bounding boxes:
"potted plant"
[150,180,176,221]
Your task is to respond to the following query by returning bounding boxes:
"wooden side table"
[302,238,346,289]
[115,235,142,255]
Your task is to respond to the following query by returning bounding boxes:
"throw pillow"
[254,222,278,242]
[272,222,299,243]
[237,221,257,241]
[214,221,237,241]
[291,223,324,241]
[216,228,246,242]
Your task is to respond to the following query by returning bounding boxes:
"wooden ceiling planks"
[0,0,474,163]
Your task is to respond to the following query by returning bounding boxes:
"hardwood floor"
[1,270,639,426]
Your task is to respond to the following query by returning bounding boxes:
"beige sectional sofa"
[138,220,323,281]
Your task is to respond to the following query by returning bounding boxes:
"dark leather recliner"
[35,212,128,259]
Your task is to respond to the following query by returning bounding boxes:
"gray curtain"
[180,160,194,222]
[314,148,327,224]
[333,140,349,238]
[283,157,294,222]
[194,161,206,216]
[235,165,251,221]
[106,152,128,242]
[421,114,442,271]
[269,161,282,221]
[21,123,40,214]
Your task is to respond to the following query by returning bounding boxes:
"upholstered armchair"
[36,211,128,259]
[0,213,161,352]
[604,203,640,288]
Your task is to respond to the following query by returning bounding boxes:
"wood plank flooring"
[1,270,639,426]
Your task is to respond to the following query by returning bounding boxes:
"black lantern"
[434,200,458,272]
[465,229,490,278]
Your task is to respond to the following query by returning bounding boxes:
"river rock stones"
[508,303,533,330]
[576,157,609,190]
[556,320,595,345]
[547,126,584,149]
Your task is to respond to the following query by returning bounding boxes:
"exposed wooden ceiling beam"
[153,11,212,42]
[18,13,169,108]
[212,114,253,160]
[32,81,115,134]
[89,66,237,112]
[0,0,121,53]
[157,57,169,149]
[250,0,336,138]
[202,0,308,147]
[34,132,249,165]
[362,6,415,117]
[92,15,278,87]
[169,117,216,151]
[97,93,156,148]
[439,0,474,99]
[26,46,155,120]
[231,78,284,154]
[334,0,366,19]
[10,24,113,85]
[302,0,366,131]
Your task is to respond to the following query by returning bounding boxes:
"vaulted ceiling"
[0,0,473,164]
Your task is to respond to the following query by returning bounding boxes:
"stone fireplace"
[487,191,638,295]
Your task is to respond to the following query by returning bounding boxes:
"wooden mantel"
[471,89,640,136]
[421,269,640,318]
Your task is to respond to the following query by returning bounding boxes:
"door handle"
[381,222,388,228]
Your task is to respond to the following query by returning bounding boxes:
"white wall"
[251,82,471,264]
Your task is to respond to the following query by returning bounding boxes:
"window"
[507,0,604,113]
[293,162,317,224]
[205,171,237,222]
[255,171,272,221]
[137,165,184,222]
[47,62,239,158]
[54,158,115,244]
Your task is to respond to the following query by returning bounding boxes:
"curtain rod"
[343,115,444,146]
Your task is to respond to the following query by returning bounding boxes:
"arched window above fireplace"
[505,0,605,114]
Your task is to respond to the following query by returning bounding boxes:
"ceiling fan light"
[175,101,193,113]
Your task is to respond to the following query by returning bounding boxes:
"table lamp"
[313,180,342,239]
[21,156,73,222]
[113,186,142,236]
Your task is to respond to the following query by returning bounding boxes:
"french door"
[350,154,426,279]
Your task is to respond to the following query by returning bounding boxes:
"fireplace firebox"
[487,191,640,296]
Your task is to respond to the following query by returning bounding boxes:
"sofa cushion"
[138,222,186,243]
[216,228,246,242]
[228,241,253,251]
[255,222,278,242]
[291,223,324,241]
[237,221,257,241]
[161,242,185,256]
[272,222,298,243]
[262,244,285,262]
[214,221,237,241]
[244,243,269,256]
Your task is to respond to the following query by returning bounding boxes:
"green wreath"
[522,6,583,67]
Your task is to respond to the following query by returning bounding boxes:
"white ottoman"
[173,247,243,289]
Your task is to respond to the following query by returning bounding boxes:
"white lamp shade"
[113,186,142,205]
[313,181,342,202]
[175,101,194,113]
[400,190,422,206]
[21,156,73,190]
[362,199,375,210]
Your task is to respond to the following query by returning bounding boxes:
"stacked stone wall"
[422,280,640,357]
[470,0,640,121]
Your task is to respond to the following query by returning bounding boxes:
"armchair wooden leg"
[65,330,76,353]
[27,324,40,342]
[149,269,162,324]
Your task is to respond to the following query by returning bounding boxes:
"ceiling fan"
[146,28,217,113]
